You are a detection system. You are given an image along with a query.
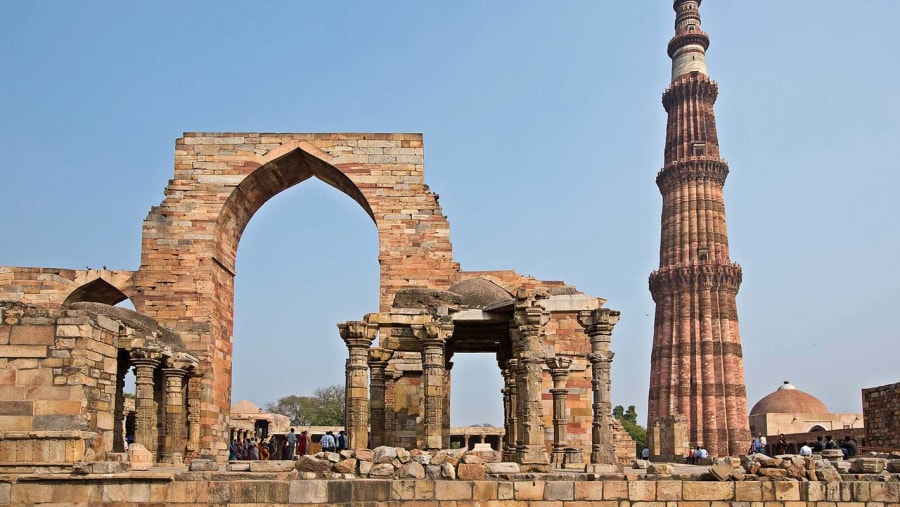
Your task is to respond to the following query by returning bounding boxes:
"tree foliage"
[613,404,646,450]
[265,385,345,426]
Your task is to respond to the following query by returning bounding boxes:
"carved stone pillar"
[185,374,201,460]
[367,347,393,448]
[113,358,128,453]
[413,320,453,450]
[579,308,621,466]
[504,359,519,461]
[443,357,453,449]
[512,290,550,469]
[130,349,162,455]
[546,356,572,467]
[160,359,189,464]
[339,320,377,450]
[384,369,400,447]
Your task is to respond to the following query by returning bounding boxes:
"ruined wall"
[0,302,121,467]
[131,133,460,459]
[0,268,134,310]
[0,476,895,505]
[862,381,900,449]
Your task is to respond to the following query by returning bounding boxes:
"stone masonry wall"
[0,268,135,310]
[863,381,900,449]
[0,476,895,505]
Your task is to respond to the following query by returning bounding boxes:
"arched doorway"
[231,177,379,416]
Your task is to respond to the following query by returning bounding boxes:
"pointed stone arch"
[64,271,135,307]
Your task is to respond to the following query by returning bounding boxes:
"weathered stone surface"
[632,459,649,469]
[295,455,329,474]
[128,443,153,471]
[323,451,341,463]
[850,457,885,473]
[440,461,456,479]
[486,461,520,474]
[816,463,843,482]
[456,463,485,480]
[368,463,394,477]
[396,447,411,463]
[709,462,733,480]
[887,459,900,473]
[395,461,425,479]
[250,460,295,472]
[189,459,218,471]
[358,460,373,476]
[683,481,734,501]
[332,458,357,474]
[354,448,373,461]
[647,463,674,475]
[373,446,397,464]
[461,453,482,464]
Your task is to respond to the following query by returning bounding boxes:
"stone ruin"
[0,133,622,472]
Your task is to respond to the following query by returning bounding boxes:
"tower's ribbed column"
[648,0,751,457]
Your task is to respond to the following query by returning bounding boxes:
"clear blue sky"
[2,2,898,427]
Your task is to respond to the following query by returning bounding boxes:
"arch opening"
[230,175,379,423]
[63,278,130,307]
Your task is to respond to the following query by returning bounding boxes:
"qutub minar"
[648,0,751,457]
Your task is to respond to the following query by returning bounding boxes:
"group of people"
[750,432,858,459]
[229,436,270,461]
[684,446,709,464]
[230,428,351,461]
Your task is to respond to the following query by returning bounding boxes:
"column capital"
[367,347,393,368]
[545,356,572,373]
[578,308,621,338]
[412,320,454,344]
[130,347,163,365]
[339,320,378,349]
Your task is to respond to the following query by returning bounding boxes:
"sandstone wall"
[0,268,134,310]
[863,381,900,449]
[0,476,895,505]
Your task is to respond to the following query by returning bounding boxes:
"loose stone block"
[250,459,295,472]
[486,461,520,474]
[456,463,485,480]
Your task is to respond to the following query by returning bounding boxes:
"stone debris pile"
[216,446,519,480]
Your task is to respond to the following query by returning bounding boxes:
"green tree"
[613,404,646,450]
[265,385,345,426]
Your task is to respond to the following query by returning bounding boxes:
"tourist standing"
[285,428,298,459]
[298,430,310,456]
[776,434,788,455]
[321,431,336,453]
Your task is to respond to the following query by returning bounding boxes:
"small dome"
[447,278,513,308]
[750,381,829,415]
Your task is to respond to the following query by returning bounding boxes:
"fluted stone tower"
[648,0,751,457]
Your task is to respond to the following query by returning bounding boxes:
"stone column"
[339,320,377,450]
[113,359,128,453]
[185,374,201,460]
[579,307,621,467]
[546,356,572,467]
[504,359,519,461]
[130,348,162,455]
[511,290,550,469]
[384,369,400,447]
[160,359,190,464]
[413,320,453,450]
[443,357,453,449]
[367,347,393,448]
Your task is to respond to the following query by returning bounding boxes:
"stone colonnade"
[340,293,620,468]
[125,348,200,463]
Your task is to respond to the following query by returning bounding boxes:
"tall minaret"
[648,0,750,457]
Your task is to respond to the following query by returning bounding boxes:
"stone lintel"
[539,294,605,312]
